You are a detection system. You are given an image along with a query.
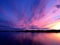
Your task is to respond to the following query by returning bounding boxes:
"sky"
[1,0,60,30]
[0,0,55,29]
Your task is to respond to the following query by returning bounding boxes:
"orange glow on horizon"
[43,19,60,30]
[50,22,60,29]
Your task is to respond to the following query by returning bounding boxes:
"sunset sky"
[1,0,60,45]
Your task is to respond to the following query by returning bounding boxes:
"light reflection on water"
[13,32,60,45]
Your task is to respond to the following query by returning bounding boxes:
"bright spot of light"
[50,22,60,29]
[44,20,60,30]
